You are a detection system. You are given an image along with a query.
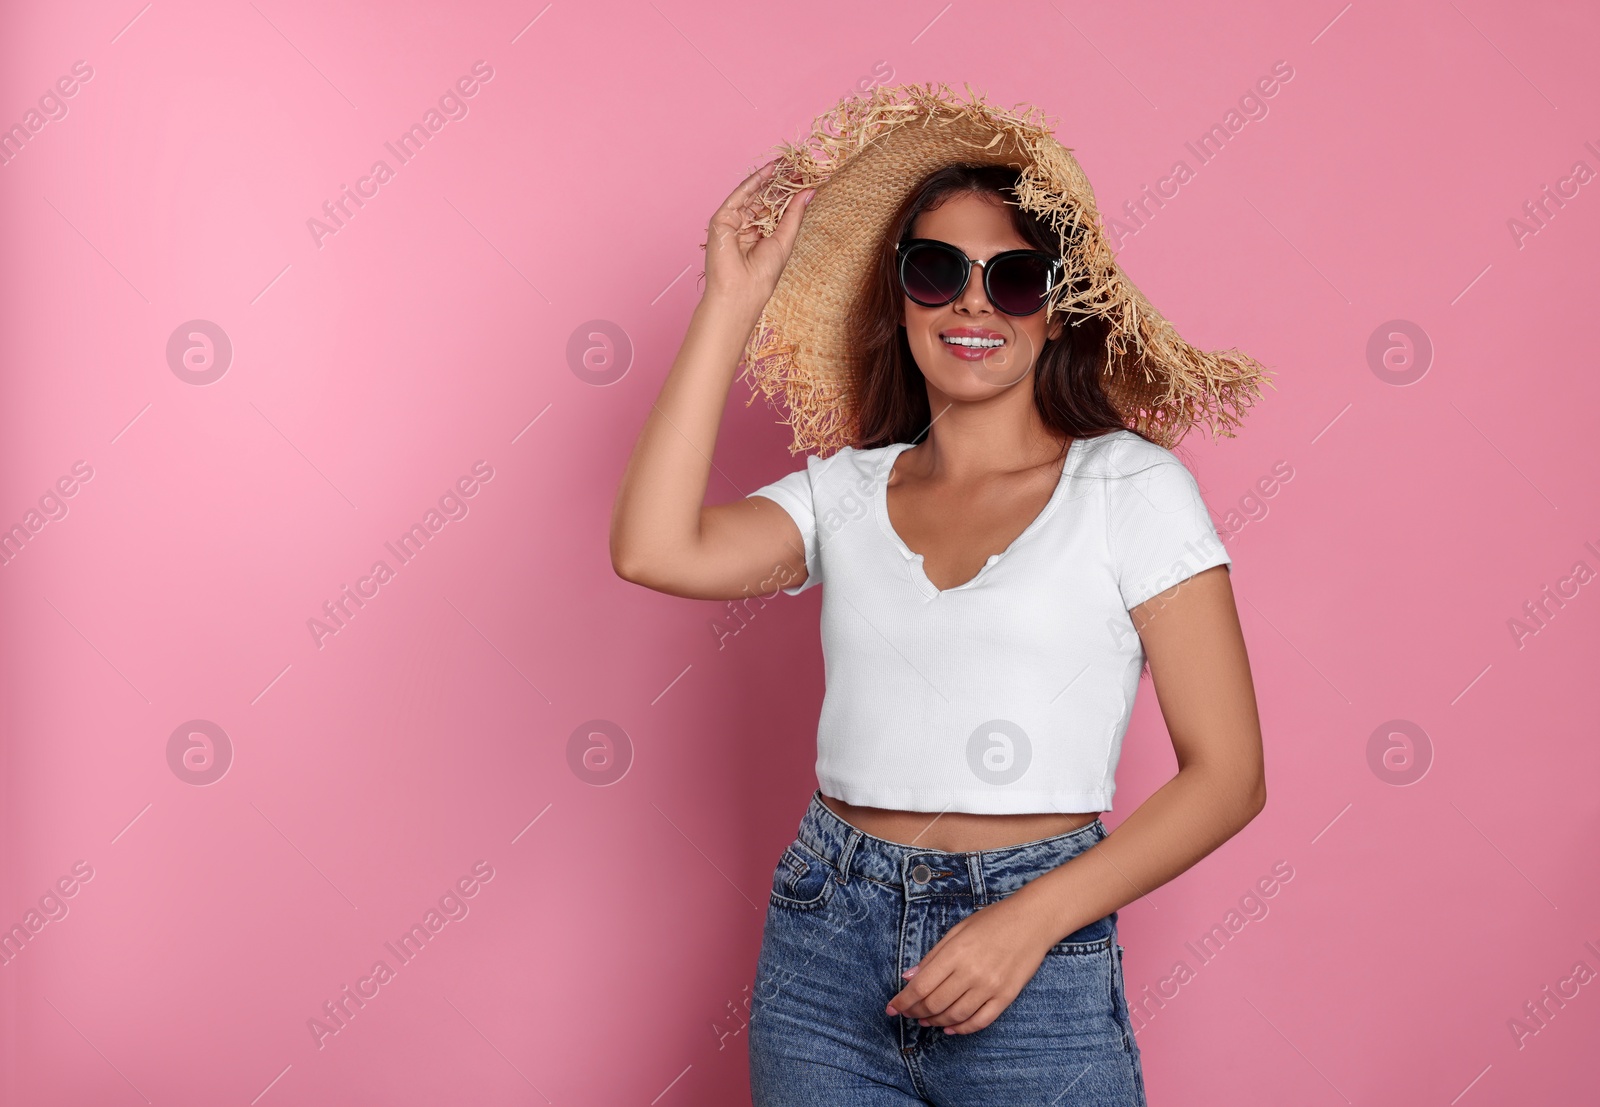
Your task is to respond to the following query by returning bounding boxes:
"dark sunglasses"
[895,238,1064,317]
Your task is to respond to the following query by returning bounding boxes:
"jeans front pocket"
[768,840,838,911]
[1048,911,1116,957]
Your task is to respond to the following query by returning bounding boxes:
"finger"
[943,996,1007,1036]
[887,927,959,1016]
[714,159,778,221]
[885,962,952,1018]
[887,979,930,1019]
[920,986,988,1028]
[764,186,815,256]
[911,975,976,1023]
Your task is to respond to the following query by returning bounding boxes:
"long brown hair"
[851,163,1157,457]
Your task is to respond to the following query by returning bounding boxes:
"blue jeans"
[749,792,1147,1106]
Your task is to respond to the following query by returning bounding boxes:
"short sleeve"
[1106,448,1231,610]
[747,463,821,595]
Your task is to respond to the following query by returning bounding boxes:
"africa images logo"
[306,61,495,249]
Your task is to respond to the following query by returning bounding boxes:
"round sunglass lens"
[901,243,966,306]
[988,254,1054,315]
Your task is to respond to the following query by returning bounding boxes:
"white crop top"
[746,429,1232,814]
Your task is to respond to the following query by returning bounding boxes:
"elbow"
[611,544,649,586]
[609,528,647,585]
[1241,772,1267,824]
[612,540,678,592]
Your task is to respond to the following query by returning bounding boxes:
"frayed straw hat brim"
[735,81,1274,456]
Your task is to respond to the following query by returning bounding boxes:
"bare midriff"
[819,793,1101,852]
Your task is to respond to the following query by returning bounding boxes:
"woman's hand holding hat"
[734,82,1273,453]
[703,158,813,317]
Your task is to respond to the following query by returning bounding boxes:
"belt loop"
[835,828,862,884]
[967,852,985,904]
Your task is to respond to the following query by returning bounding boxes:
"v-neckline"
[875,437,1082,599]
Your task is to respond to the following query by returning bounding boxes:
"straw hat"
[733,81,1273,456]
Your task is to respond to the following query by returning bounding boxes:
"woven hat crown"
[736,81,1272,455]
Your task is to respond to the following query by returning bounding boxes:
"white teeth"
[942,335,1005,348]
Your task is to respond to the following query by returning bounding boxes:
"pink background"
[3,1,1597,1103]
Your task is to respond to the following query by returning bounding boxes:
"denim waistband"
[793,791,1108,902]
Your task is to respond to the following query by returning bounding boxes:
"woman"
[611,85,1268,1106]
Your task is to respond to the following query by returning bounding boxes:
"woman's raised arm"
[609,162,815,601]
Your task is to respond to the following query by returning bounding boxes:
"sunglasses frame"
[895,237,1064,317]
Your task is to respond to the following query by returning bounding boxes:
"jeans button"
[910,863,932,884]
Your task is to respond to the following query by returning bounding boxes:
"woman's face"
[900,190,1064,397]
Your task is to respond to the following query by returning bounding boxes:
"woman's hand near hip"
[885,893,1061,1035]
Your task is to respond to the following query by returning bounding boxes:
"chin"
[916,347,1032,391]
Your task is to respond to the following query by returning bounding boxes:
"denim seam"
[1050,934,1114,956]
[769,879,837,911]
[836,828,863,884]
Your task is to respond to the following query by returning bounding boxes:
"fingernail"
[943,1027,955,1035]
[885,1004,898,1016]
[801,189,816,206]
[902,966,918,978]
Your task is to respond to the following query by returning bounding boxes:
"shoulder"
[1077,429,1205,490]
[1076,428,1181,472]
[807,442,902,489]
[1076,431,1213,518]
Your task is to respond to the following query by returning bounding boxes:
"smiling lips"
[940,326,1007,360]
